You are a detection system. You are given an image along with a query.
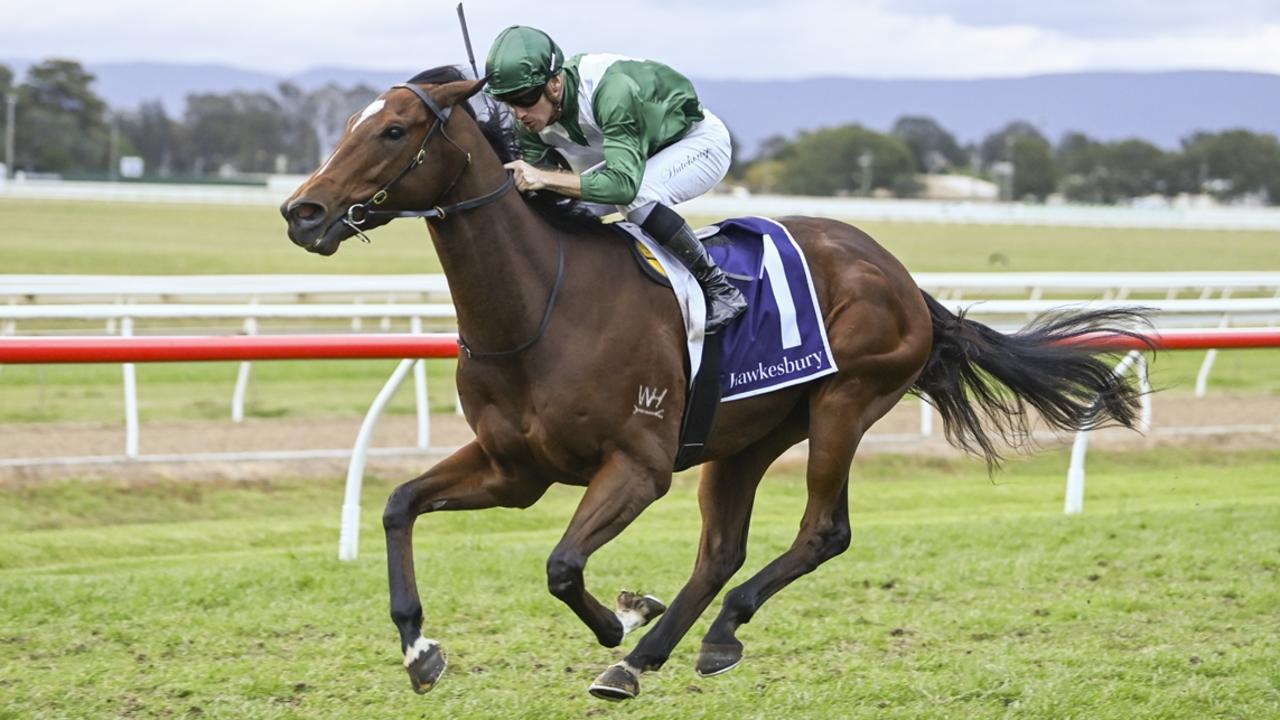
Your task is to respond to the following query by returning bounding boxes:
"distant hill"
[6,60,1279,156]
[694,71,1280,156]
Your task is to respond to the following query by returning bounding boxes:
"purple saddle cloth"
[706,216,838,401]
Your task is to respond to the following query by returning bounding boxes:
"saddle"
[618,217,838,469]
[625,226,728,288]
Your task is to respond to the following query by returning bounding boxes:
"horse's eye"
[383,126,406,140]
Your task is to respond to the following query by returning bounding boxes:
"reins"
[341,81,564,361]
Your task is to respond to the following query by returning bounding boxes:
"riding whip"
[456,3,481,80]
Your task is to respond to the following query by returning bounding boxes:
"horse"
[281,66,1148,701]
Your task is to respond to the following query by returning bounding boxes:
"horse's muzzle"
[282,199,345,255]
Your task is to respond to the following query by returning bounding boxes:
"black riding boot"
[640,204,747,333]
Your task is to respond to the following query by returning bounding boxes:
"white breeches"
[572,111,733,222]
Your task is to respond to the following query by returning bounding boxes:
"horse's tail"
[911,291,1153,468]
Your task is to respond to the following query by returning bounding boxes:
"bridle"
[339,82,563,361]
[342,83,515,241]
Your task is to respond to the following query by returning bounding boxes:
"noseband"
[343,83,515,241]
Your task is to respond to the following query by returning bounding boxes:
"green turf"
[848,220,1280,274]
[1,447,1277,719]
[0,358,461,424]
[3,198,1277,274]
[0,198,442,275]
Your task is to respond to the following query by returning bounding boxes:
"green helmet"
[484,25,565,97]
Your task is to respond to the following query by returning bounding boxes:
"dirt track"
[1,391,1276,484]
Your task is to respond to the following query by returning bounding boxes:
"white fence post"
[231,311,258,422]
[1064,431,1089,515]
[411,316,430,449]
[1195,314,1231,398]
[1137,355,1152,432]
[0,302,12,377]
[121,316,140,459]
[414,360,430,449]
[339,357,416,561]
[1064,350,1143,515]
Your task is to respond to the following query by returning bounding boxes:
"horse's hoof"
[588,662,641,702]
[616,590,666,634]
[403,637,447,695]
[696,640,743,677]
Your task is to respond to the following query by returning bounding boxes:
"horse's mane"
[408,66,603,232]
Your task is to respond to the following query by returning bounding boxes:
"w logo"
[634,385,669,418]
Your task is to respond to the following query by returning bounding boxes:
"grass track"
[2,447,1278,719]
[3,197,1279,274]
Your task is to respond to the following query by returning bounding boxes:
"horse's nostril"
[288,200,327,227]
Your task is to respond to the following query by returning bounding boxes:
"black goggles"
[496,84,546,109]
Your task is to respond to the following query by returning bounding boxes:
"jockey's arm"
[504,76,646,205]
[504,123,642,201]
[507,124,586,197]
[504,160,584,197]
[575,77,646,205]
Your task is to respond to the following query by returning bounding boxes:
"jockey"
[484,25,747,333]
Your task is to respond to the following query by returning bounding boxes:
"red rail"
[0,334,461,364]
[1071,328,1280,351]
[0,328,1277,364]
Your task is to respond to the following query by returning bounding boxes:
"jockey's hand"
[503,160,548,192]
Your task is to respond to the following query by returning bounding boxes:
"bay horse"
[282,67,1147,701]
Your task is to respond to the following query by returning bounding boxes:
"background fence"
[7,177,1280,230]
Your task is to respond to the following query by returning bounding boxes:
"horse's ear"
[431,78,489,108]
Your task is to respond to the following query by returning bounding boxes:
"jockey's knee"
[626,201,660,226]
[635,202,688,240]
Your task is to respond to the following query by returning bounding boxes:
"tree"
[0,64,12,98]
[770,124,915,197]
[274,83,322,173]
[274,81,378,171]
[979,122,1055,200]
[743,159,785,193]
[756,134,794,162]
[1009,135,1056,200]
[182,89,318,174]
[724,124,744,180]
[118,101,182,176]
[1103,140,1167,200]
[891,115,966,173]
[1055,132,1097,171]
[1174,130,1280,204]
[0,64,12,170]
[1057,133,1169,203]
[14,59,110,174]
[979,120,1046,168]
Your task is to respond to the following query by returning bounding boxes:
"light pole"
[992,161,1014,202]
[858,150,874,197]
[1004,135,1017,202]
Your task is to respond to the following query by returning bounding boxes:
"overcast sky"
[5,0,1280,79]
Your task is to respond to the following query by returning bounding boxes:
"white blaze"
[354,99,386,129]
[316,98,386,175]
